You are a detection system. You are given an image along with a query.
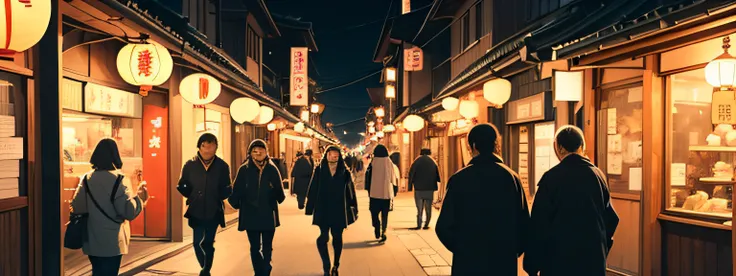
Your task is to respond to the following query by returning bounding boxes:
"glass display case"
[667,68,733,224]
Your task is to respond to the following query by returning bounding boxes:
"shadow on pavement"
[343,240,385,249]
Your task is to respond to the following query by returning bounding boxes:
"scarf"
[370,157,395,199]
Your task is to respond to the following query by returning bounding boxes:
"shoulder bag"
[63,174,123,249]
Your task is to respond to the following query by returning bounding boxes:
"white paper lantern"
[253,106,274,125]
[483,78,512,106]
[403,115,425,132]
[179,73,221,105]
[0,0,51,54]
[706,50,736,88]
[459,100,479,119]
[117,41,173,88]
[300,110,310,121]
[369,126,376,133]
[442,97,459,111]
[267,123,276,131]
[230,97,260,124]
[294,122,305,132]
[383,124,396,132]
[376,131,385,138]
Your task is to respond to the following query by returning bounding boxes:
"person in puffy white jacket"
[364,144,397,242]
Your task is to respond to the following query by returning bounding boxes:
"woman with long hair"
[305,145,358,276]
[70,138,148,275]
[364,144,397,242]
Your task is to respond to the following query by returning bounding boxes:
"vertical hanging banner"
[402,0,411,14]
[142,103,169,237]
[404,47,423,71]
[290,47,309,106]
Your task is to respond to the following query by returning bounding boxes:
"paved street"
[135,191,451,276]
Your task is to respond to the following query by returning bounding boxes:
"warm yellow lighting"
[267,123,277,131]
[253,106,274,125]
[456,119,468,128]
[385,84,396,99]
[180,73,221,105]
[383,124,395,132]
[375,107,385,118]
[376,131,385,138]
[483,78,512,106]
[385,67,397,82]
[706,37,736,88]
[294,122,305,132]
[369,126,376,133]
[441,97,459,111]
[459,100,479,119]
[367,121,375,127]
[300,110,310,121]
[311,103,320,113]
[0,1,51,54]
[402,133,410,144]
[117,41,173,87]
[403,115,425,132]
[229,97,260,124]
[370,136,378,142]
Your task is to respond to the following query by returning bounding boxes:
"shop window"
[460,12,470,50]
[666,68,732,221]
[596,83,644,196]
[0,72,26,200]
[247,26,261,64]
[474,1,483,40]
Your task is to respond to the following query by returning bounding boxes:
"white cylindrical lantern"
[376,131,385,138]
[403,115,425,132]
[442,97,459,111]
[483,78,512,106]
[253,106,274,125]
[267,123,276,131]
[300,110,310,121]
[375,107,385,118]
[385,84,396,99]
[706,38,736,88]
[311,103,320,113]
[385,67,397,82]
[367,121,375,127]
[230,97,260,124]
[117,41,174,88]
[369,126,376,133]
[459,100,479,119]
[0,1,52,54]
[179,73,222,105]
[294,122,305,132]
[383,124,396,132]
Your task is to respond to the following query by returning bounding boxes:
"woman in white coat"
[70,138,148,275]
[364,144,398,242]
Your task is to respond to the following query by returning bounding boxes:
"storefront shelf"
[698,177,736,184]
[689,146,736,152]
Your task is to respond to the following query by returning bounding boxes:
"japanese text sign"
[290,47,309,106]
[404,47,423,71]
[712,91,736,125]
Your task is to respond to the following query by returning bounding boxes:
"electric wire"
[314,70,382,94]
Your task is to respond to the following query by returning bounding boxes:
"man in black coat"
[523,125,619,276]
[228,139,286,276]
[177,133,233,276]
[408,148,440,229]
[291,149,314,209]
[435,124,530,275]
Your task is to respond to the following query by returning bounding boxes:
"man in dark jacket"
[291,149,314,209]
[274,152,289,189]
[408,148,440,229]
[177,133,232,276]
[435,124,530,275]
[523,125,619,276]
[228,139,286,276]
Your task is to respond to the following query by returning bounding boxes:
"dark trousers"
[296,194,306,209]
[247,230,276,276]
[414,191,434,227]
[370,203,390,237]
[88,255,122,276]
[192,223,219,274]
[316,226,344,272]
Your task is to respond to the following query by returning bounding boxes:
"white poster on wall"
[607,108,617,134]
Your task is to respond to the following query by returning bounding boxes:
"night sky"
[268,0,394,147]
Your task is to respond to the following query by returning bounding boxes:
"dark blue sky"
[268,0,393,147]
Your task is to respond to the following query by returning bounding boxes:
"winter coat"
[177,154,232,228]
[291,156,313,196]
[408,155,440,191]
[274,158,288,181]
[364,157,396,200]
[305,150,358,228]
[70,171,143,257]
[229,157,286,231]
[435,154,530,276]
[523,154,619,276]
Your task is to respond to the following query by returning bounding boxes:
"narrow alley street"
[134,191,453,276]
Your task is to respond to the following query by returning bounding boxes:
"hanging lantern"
[385,84,396,99]
[459,100,479,119]
[483,78,512,106]
[294,122,305,132]
[369,126,376,133]
[376,131,385,138]
[267,123,277,131]
[403,115,425,132]
[705,37,736,88]
[385,67,397,82]
[300,110,310,121]
[370,136,378,142]
[311,103,320,113]
[116,40,174,96]
[179,73,221,105]
[229,97,260,124]
[375,107,385,118]
[0,0,52,54]
[383,124,396,132]
[456,119,468,129]
[442,97,459,111]
[253,106,274,125]
[367,121,375,127]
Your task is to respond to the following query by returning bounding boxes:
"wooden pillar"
[641,55,663,276]
[168,67,184,242]
[33,0,62,274]
[583,69,596,163]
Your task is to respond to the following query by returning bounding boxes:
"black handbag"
[63,174,123,249]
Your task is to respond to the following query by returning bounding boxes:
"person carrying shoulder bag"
[69,138,149,275]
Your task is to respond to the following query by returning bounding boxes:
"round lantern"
[705,37,736,88]
[0,1,51,54]
[483,78,512,106]
[376,131,385,138]
[267,123,276,131]
[253,106,274,125]
[294,122,305,132]
[300,110,310,121]
[442,97,459,111]
[403,115,425,132]
[179,73,222,105]
[116,40,173,95]
[369,126,376,133]
[383,124,396,132]
[230,97,260,124]
[459,100,479,119]
[306,128,314,136]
